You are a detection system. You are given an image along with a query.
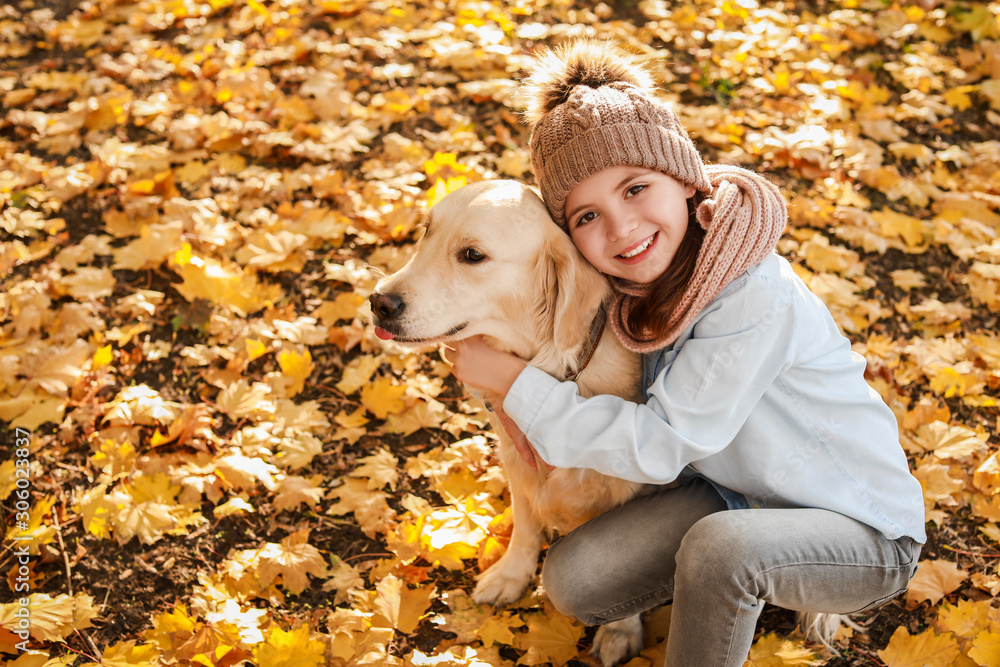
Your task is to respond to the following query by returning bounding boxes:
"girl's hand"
[443,336,553,471]
[494,403,555,472]
[443,335,526,397]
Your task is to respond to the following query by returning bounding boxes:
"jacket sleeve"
[502,277,797,484]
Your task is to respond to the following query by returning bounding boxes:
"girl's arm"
[455,275,798,485]
[445,338,552,471]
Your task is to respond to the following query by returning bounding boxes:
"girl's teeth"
[620,235,654,258]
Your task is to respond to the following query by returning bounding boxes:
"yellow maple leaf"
[934,599,993,640]
[927,366,975,398]
[213,496,255,519]
[24,338,90,395]
[328,478,396,538]
[92,343,113,370]
[0,593,98,643]
[111,493,177,545]
[801,235,861,275]
[5,495,57,554]
[407,646,497,666]
[215,452,279,491]
[384,399,446,436]
[335,355,381,395]
[889,269,927,290]
[170,244,283,316]
[973,453,1000,495]
[89,438,137,479]
[253,625,326,667]
[361,377,407,419]
[943,85,978,112]
[86,639,159,667]
[972,494,1000,522]
[275,432,323,470]
[62,266,116,299]
[969,631,1000,667]
[431,589,493,644]
[426,176,469,208]
[215,380,275,420]
[277,349,313,397]
[167,623,246,667]
[205,598,267,644]
[424,151,469,178]
[744,632,824,666]
[7,650,78,667]
[314,291,367,325]
[372,573,436,634]
[0,460,16,501]
[333,407,369,445]
[913,421,989,460]
[273,475,324,512]
[349,448,400,491]
[112,222,185,271]
[75,483,116,539]
[513,612,584,667]
[477,611,524,649]
[970,569,1000,597]
[873,209,927,247]
[911,459,963,508]
[877,626,960,667]
[905,559,968,605]
[245,338,268,361]
[104,384,178,426]
[256,530,328,595]
[143,604,198,650]
[0,391,66,430]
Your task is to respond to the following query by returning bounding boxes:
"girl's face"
[565,166,697,284]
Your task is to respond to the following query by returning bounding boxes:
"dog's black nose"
[370,292,404,319]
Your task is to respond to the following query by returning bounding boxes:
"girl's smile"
[617,232,658,262]
[565,166,696,284]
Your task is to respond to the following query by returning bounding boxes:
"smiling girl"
[446,41,925,666]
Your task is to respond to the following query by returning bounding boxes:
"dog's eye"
[460,248,486,263]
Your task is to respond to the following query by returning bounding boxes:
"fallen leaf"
[906,559,969,605]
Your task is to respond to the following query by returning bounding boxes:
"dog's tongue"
[374,327,395,340]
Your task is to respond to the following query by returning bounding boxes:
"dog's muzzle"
[370,291,403,340]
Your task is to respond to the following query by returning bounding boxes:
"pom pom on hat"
[523,41,712,227]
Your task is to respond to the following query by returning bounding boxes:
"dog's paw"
[472,562,533,607]
[591,615,643,666]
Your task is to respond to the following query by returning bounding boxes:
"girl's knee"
[675,511,757,582]
[541,538,608,622]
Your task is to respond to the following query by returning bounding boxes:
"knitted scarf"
[606,165,788,353]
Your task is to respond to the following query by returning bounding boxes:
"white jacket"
[503,254,926,542]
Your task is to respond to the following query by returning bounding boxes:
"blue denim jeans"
[541,479,921,667]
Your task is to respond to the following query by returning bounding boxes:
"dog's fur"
[370,180,647,663]
[369,179,842,663]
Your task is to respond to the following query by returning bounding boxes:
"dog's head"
[369,180,608,366]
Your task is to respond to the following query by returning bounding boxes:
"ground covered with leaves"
[2,0,1000,665]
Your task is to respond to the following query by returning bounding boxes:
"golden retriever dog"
[369,179,648,665]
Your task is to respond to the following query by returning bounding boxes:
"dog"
[369,179,648,664]
[368,179,844,663]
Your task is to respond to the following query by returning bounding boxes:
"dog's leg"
[591,613,643,666]
[473,481,544,606]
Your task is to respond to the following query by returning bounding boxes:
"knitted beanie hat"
[523,41,712,227]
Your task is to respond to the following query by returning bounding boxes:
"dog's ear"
[538,229,608,352]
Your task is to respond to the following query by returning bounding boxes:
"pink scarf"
[607,166,787,353]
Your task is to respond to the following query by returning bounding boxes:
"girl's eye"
[461,248,486,263]
[576,211,597,226]
[626,184,647,197]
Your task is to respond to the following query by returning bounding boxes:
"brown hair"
[623,195,706,342]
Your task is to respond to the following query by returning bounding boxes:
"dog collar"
[564,301,607,382]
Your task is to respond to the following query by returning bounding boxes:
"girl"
[446,42,925,666]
